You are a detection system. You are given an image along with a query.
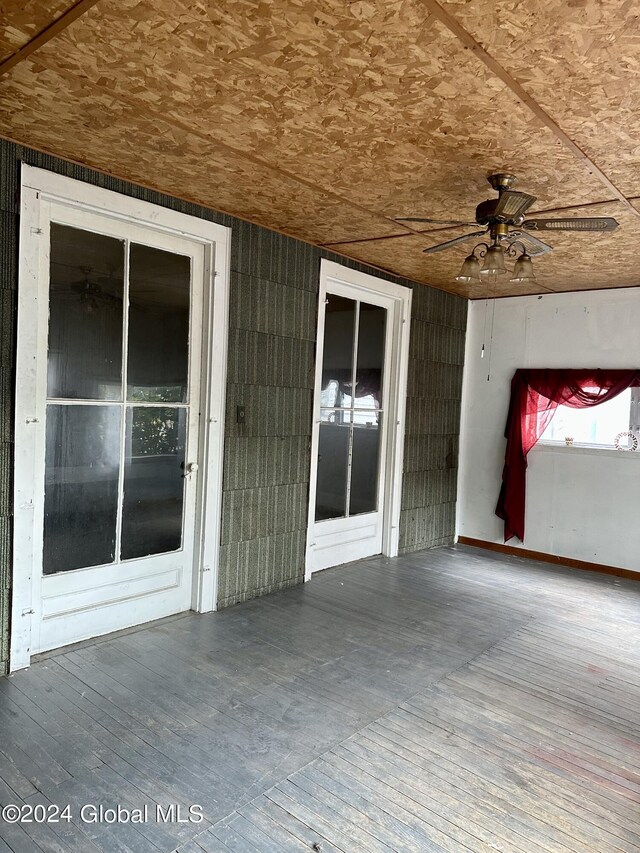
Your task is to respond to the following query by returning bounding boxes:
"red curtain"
[495,369,640,542]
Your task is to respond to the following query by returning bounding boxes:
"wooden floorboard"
[1,544,639,852]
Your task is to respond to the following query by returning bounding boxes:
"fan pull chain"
[481,274,490,361]
[487,285,496,382]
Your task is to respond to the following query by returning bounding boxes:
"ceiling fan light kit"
[509,251,537,284]
[454,242,538,284]
[397,173,619,286]
[454,253,483,283]
[480,244,507,276]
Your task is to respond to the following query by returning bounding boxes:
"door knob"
[182,462,199,479]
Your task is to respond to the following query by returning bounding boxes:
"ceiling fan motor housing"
[475,198,525,227]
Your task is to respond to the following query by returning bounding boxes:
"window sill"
[535,440,640,460]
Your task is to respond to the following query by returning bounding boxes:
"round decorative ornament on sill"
[614,431,639,451]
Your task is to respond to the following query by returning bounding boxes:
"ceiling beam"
[0,0,102,78]
[420,0,640,219]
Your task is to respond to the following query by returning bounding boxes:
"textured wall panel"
[223,436,310,492]
[217,530,307,609]
[229,274,317,341]
[398,285,467,555]
[0,139,466,670]
[227,329,315,389]
[215,215,319,605]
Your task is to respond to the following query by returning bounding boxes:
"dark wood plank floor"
[1,545,639,852]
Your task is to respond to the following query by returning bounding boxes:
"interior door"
[308,288,393,573]
[32,204,206,654]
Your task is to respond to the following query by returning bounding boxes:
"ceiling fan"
[396,173,619,284]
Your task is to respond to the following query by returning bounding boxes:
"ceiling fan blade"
[523,216,619,232]
[494,190,537,219]
[395,216,478,227]
[422,229,488,255]
[505,230,553,256]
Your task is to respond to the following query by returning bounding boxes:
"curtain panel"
[496,368,640,542]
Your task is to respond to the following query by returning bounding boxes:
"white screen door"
[13,169,230,664]
[306,261,411,575]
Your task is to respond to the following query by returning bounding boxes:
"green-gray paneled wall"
[218,229,319,607]
[0,140,467,673]
[400,286,467,553]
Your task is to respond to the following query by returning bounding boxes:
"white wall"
[458,287,640,572]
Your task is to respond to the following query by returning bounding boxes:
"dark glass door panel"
[127,244,191,403]
[43,405,121,574]
[320,294,356,400]
[355,303,386,409]
[315,416,350,521]
[121,406,187,560]
[48,224,124,400]
[349,420,382,516]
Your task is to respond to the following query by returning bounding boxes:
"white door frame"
[11,166,231,671]
[305,259,411,580]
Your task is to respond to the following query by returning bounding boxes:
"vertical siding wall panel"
[398,286,467,555]
[218,237,317,607]
[0,141,466,671]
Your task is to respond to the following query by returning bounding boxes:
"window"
[540,387,640,448]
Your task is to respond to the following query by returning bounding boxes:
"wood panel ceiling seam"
[0,0,102,78]
[322,222,481,247]
[0,129,355,253]
[420,0,640,220]
[323,232,414,247]
[52,80,420,241]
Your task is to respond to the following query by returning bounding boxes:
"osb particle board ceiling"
[2,0,640,298]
